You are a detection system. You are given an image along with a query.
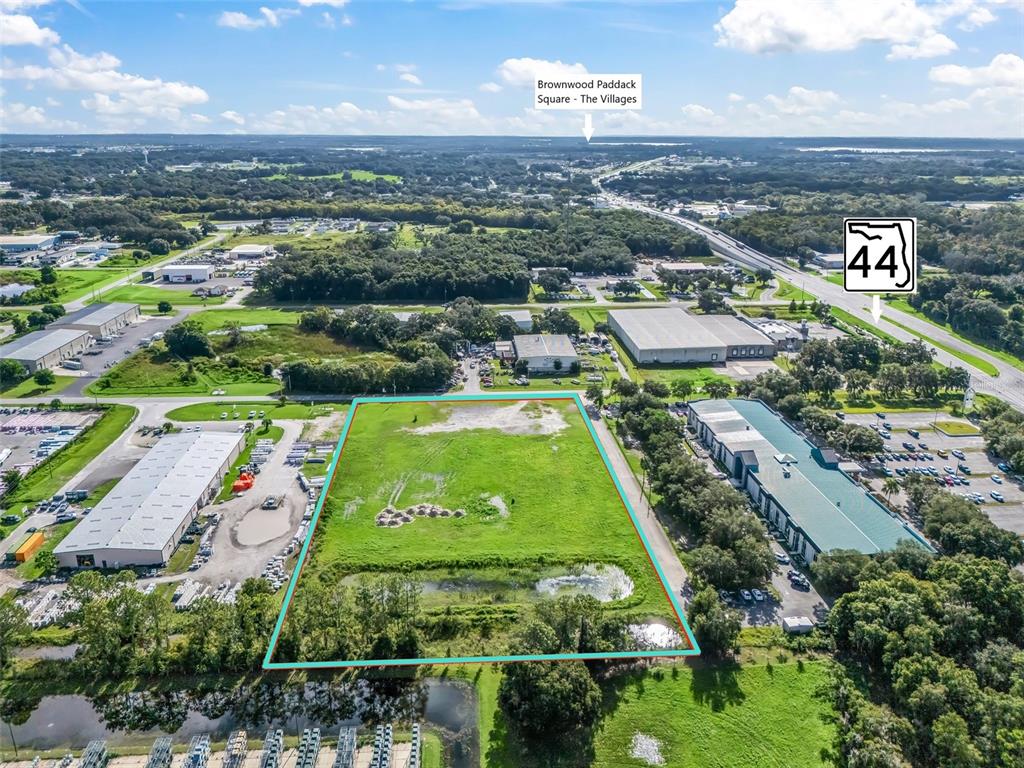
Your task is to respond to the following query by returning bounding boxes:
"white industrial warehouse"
[513,334,578,372]
[0,328,92,373]
[608,307,776,364]
[55,431,245,569]
[56,302,140,337]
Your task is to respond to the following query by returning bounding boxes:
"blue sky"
[1,0,1021,136]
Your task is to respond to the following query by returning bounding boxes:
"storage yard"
[0,724,426,768]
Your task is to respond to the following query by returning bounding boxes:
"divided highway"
[597,177,1024,413]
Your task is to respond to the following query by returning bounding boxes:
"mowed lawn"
[588,661,834,768]
[286,398,679,651]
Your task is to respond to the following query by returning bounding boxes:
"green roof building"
[688,398,933,563]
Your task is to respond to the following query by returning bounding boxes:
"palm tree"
[881,477,902,505]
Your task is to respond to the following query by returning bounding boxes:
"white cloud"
[317,12,335,29]
[0,0,55,10]
[727,92,744,102]
[680,103,720,123]
[190,113,210,124]
[297,0,348,6]
[399,72,422,86]
[496,57,588,87]
[887,32,958,60]
[217,6,298,30]
[764,85,840,114]
[339,14,352,26]
[929,52,1024,86]
[2,43,208,124]
[0,100,45,126]
[714,0,980,59]
[221,110,246,125]
[479,81,502,93]
[0,13,59,45]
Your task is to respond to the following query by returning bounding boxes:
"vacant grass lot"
[91,283,227,308]
[166,401,346,422]
[90,319,386,397]
[279,398,683,662]
[474,660,833,768]
[0,375,75,399]
[1,267,132,304]
[588,661,833,768]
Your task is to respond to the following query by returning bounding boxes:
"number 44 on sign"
[843,217,917,324]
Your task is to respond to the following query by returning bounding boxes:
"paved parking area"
[849,412,1024,535]
[61,311,194,396]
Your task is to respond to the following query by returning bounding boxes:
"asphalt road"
[595,173,1024,413]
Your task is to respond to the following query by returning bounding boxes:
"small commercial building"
[688,399,933,564]
[657,261,712,274]
[161,264,214,283]
[54,431,245,569]
[56,302,140,338]
[229,244,274,259]
[0,234,57,253]
[499,310,534,331]
[811,252,845,270]
[512,334,578,373]
[0,328,92,373]
[609,308,776,364]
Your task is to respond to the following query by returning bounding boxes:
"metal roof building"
[56,302,140,337]
[688,398,933,563]
[55,431,244,568]
[499,309,534,330]
[0,328,92,373]
[512,334,578,373]
[608,307,775,364]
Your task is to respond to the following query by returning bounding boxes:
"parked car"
[751,589,765,602]
[991,491,1005,502]
[992,474,1003,484]
[774,552,790,565]
[739,589,753,602]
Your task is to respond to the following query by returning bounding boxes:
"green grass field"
[829,307,901,344]
[880,314,1000,376]
[165,401,346,422]
[887,298,1020,374]
[933,420,981,436]
[91,283,227,308]
[474,660,833,768]
[276,397,686,663]
[772,278,812,302]
[0,267,133,304]
[588,661,834,767]
[0,374,75,399]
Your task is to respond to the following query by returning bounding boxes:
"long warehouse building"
[56,302,140,337]
[0,328,92,373]
[608,307,776,364]
[688,398,933,564]
[55,431,245,569]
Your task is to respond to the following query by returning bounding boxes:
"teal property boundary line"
[262,391,701,669]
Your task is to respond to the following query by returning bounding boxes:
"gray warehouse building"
[608,308,775,364]
[56,302,140,337]
[55,431,245,569]
[513,334,579,372]
[0,328,92,373]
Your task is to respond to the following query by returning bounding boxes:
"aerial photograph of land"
[0,0,1022,766]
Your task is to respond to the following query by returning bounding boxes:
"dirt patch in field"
[408,401,569,436]
[301,409,347,442]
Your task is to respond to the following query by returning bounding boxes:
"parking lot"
[60,311,193,396]
[0,408,101,479]
[848,412,1024,535]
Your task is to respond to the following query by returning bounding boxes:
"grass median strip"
[881,315,999,377]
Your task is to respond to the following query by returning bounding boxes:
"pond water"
[1,677,477,767]
[0,283,33,299]
[535,564,634,603]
